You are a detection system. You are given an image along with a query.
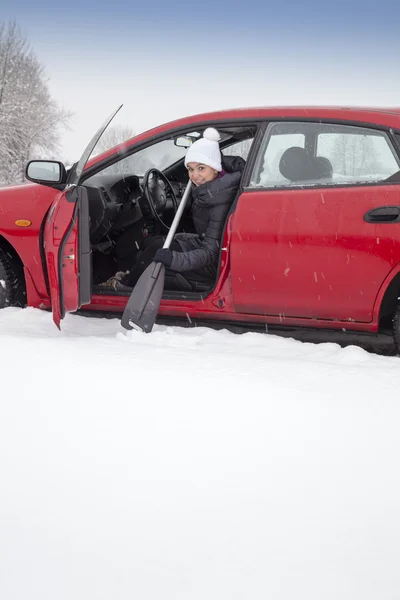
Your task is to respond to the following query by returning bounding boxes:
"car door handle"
[364,206,400,223]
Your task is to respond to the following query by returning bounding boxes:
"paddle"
[121,180,193,332]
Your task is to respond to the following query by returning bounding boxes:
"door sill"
[92,285,208,302]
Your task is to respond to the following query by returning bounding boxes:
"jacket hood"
[192,155,245,207]
[221,155,246,174]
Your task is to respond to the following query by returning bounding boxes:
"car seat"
[313,156,333,180]
[279,147,316,182]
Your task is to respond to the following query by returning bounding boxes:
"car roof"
[163,106,400,128]
[86,105,400,170]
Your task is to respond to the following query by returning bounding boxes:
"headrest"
[314,156,333,179]
[279,147,315,182]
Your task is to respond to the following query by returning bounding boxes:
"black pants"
[123,235,213,290]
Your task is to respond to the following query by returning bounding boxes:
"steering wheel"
[142,168,178,228]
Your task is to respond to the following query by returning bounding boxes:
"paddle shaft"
[163,180,192,248]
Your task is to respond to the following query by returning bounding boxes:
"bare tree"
[331,135,383,177]
[0,21,72,184]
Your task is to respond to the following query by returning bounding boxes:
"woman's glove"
[154,248,172,267]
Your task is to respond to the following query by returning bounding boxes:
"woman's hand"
[153,248,172,267]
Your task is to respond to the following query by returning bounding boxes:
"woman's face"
[186,162,219,187]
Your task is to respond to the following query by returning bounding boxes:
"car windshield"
[99,139,187,177]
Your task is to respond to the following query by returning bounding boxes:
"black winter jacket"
[170,156,245,276]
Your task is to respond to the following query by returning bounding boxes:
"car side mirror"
[25,160,67,185]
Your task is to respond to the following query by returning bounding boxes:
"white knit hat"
[184,127,222,172]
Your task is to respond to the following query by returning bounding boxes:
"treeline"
[0,21,71,185]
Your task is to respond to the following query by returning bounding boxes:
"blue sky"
[4,0,400,35]
[2,0,400,160]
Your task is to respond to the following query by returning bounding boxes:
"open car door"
[44,105,122,328]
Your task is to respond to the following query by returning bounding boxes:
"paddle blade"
[121,262,165,332]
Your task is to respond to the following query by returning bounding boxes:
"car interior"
[81,125,257,296]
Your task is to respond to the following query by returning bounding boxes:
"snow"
[1,307,400,600]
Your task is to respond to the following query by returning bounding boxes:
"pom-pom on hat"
[184,127,222,172]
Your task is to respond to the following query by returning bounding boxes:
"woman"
[114,127,245,290]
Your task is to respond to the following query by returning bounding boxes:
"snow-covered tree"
[0,21,72,184]
[331,134,383,177]
[92,124,138,174]
[94,124,135,155]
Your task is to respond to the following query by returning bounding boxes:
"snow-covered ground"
[1,307,400,600]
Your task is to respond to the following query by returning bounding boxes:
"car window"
[250,130,305,186]
[250,122,400,188]
[90,132,256,179]
[100,139,187,176]
[316,131,399,183]
[222,139,253,161]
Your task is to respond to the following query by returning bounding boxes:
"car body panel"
[43,188,80,327]
[40,106,121,326]
[230,185,400,323]
[0,183,58,302]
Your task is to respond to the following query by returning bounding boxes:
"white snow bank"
[0,308,399,600]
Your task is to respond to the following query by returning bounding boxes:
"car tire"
[392,305,400,355]
[0,247,26,309]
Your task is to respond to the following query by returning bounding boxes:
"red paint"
[43,191,80,327]
[230,186,400,323]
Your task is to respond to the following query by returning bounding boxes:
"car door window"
[222,138,254,161]
[250,122,400,188]
[250,129,305,186]
[317,130,399,183]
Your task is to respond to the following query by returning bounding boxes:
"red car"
[1,105,400,350]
